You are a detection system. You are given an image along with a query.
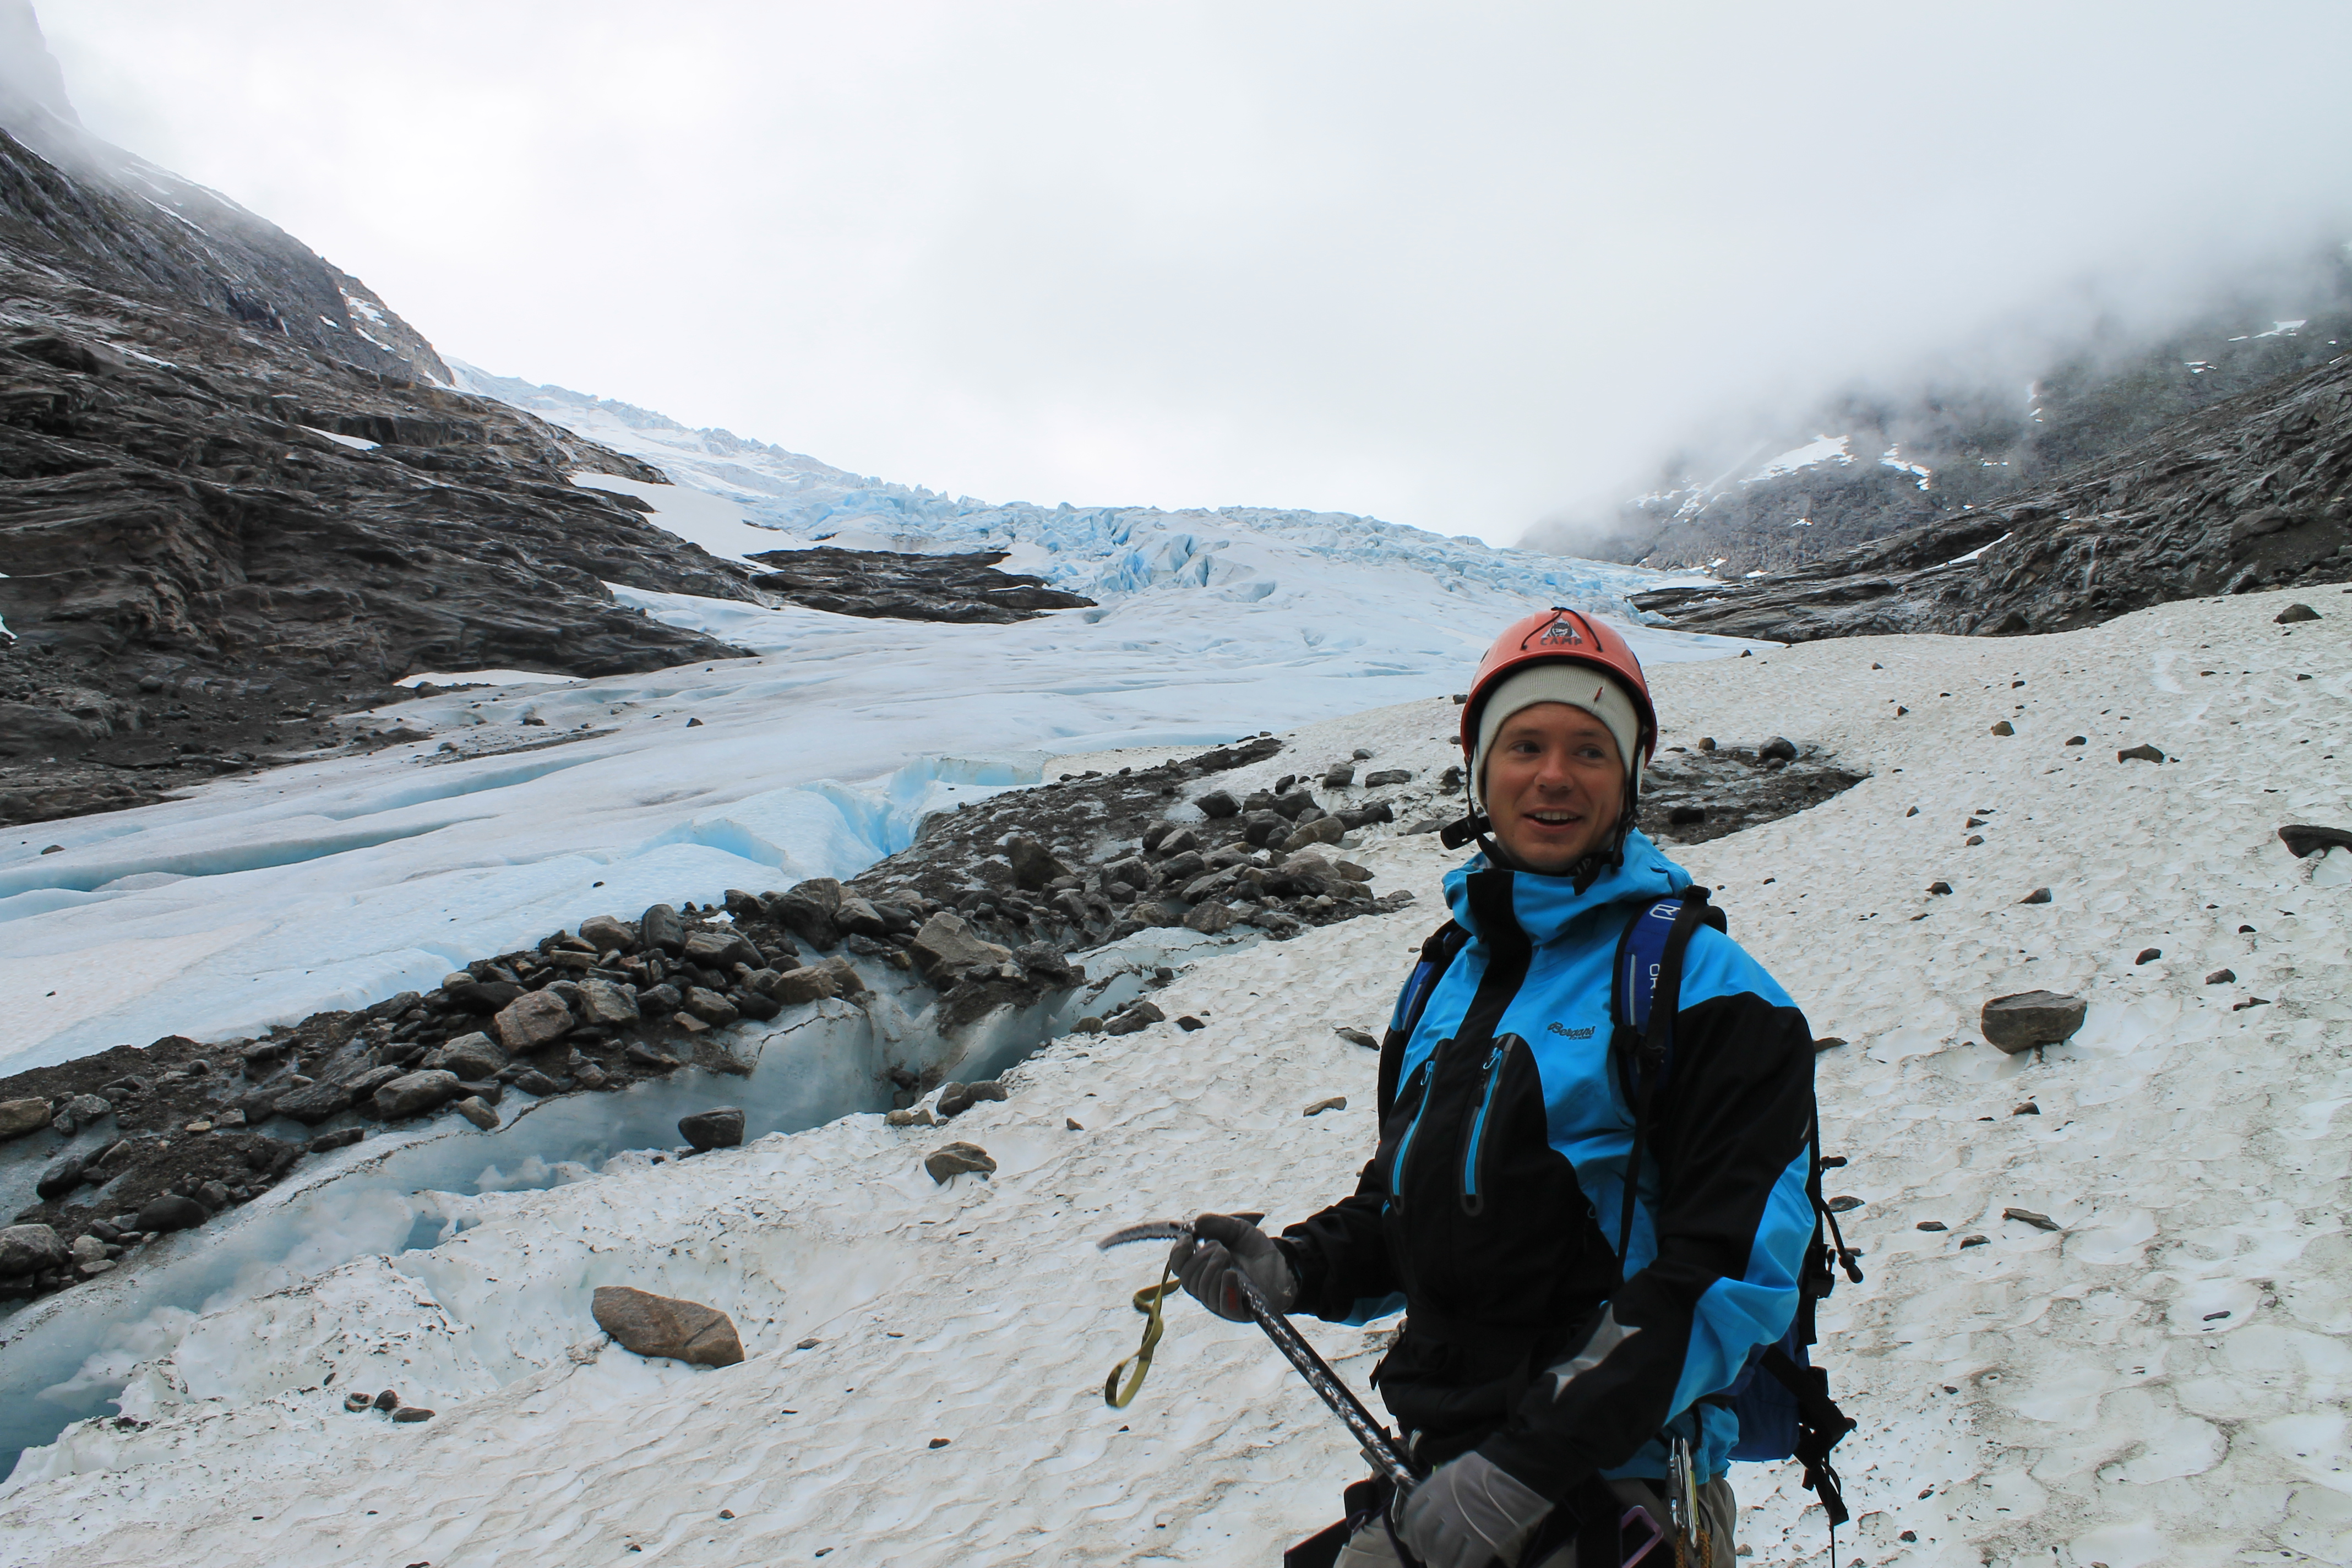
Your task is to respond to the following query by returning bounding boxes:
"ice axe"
[1098,1217,1420,1497]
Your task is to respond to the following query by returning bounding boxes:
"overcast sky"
[40,2,2352,543]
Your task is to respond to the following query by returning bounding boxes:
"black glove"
[1168,1212,1298,1321]
[1394,1450,1554,1568]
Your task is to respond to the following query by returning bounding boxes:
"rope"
[1103,1263,1178,1408]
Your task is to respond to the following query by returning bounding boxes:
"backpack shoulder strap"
[1607,886,1717,1276]
[1378,919,1468,1121]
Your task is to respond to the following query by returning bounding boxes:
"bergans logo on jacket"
[1277,831,1816,1495]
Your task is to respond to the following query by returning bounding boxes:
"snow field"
[3,587,2346,1567]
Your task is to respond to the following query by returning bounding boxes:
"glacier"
[0,374,1738,1076]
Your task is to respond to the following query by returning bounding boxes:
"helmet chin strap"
[1442,776,1641,888]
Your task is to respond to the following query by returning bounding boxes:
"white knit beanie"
[1471,665,1645,810]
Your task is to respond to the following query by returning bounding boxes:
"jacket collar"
[1442,829,1692,948]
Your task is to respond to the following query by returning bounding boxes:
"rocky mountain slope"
[0,8,791,826]
[1625,350,2352,643]
[1529,251,2352,580]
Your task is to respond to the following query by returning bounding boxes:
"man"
[1172,607,1819,1567]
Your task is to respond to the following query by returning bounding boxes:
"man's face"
[1483,702,1626,874]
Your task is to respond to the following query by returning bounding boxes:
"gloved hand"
[1169,1212,1298,1321]
[1394,1450,1554,1568]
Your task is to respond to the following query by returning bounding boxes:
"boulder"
[310,1127,367,1152]
[494,990,575,1053]
[815,955,867,998]
[1281,817,1347,853]
[1241,810,1288,847]
[579,914,637,953]
[684,928,761,970]
[452,1096,499,1130]
[2018,888,2052,905]
[340,1065,407,1109]
[374,1070,461,1120]
[1195,788,1242,818]
[923,1142,998,1183]
[636,982,682,1016]
[2117,744,2166,764]
[935,1081,1009,1119]
[1363,769,1412,787]
[446,979,526,1015]
[1989,721,2015,736]
[0,1098,52,1140]
[639,903,687,955]
[2279,824,2352,859]
[35,1152,87,1200]
[1334,1026,1378,1049]
[769,879,844,949]
[0,1224,68,1277]
[767,966,840,1005]
[50,1093,112,1136]
[1156,850,1207,885]
[1184,901,1238,934]
[1007,836,1074,889]
[1323,764,1355,788]
[1980,990,2087,1053]
[428,1032,508,1081]
[682,987,740,1026]
[137,1194,211,1233]
[1270,790,1317,820]
[731,988,782,1022]
[1303,1095,1348,1116]
[275,1080,356,1124]
[834,895,890,938]
[1103,999,1167,1036]
[678,1107,745,1150]
[2276,602,2321,624]
[575,979,641,1027]
[591,1285,745,1366]
[907,912,1014,986]
[1759,737,1798,763]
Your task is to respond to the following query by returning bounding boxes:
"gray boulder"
[639,903,687,954]
[1981,990,2087,1054]
[0,1098,50,1140]
[684,928,762,970]
[579,913,637,952]
[494,990,574,1053]
[1195,788,1242,818]
[1363,769,1413,787]
[924,1142,997,1183]
[766,966,839,1005]
[592,1285,745,1366]
[275,1080,356,1124]
[834,895,889,938]
[427,1032,508,1080]
[374,1070,461,1119]
[0,1224,68,1277]
[907,912,1014,986]
[452,1097,499,1130]
[1006,835,1073,888]
[137,1194,211,1233]
[1322,764,1355,788]
[1281,818,1347,853]
[35,1153,88,1200]
[678,1107,745,1150]
[682,987,740,1026]
[1184,901,1238,934]
[577,978,641,1027]
[769,879,845,949]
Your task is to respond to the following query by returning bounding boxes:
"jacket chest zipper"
[1387,1043,1447,1213]
[1458,1038,1511,1217]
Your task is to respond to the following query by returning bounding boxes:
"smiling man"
[1172,608,1828,1567]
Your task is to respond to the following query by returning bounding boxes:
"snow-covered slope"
[0,424,1730,1074]
[6,586,2343,1566]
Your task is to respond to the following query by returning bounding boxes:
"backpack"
[1390,887,1858,1528]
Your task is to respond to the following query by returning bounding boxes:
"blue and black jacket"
[1276,830,1816,1497]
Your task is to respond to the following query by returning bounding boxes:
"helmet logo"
[1537,614,1582,647]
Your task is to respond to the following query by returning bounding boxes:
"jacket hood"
[1444,828,1692,948]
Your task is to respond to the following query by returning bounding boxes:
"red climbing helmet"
[1458,607,1658,770]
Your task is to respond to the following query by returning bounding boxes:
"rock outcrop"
[0,63,772,824]
[1627,352,2352,643]
[745,547,1093,623]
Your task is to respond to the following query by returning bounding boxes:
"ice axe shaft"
[1230,1268,1420,1495]
[1098,1218,1417,1494]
